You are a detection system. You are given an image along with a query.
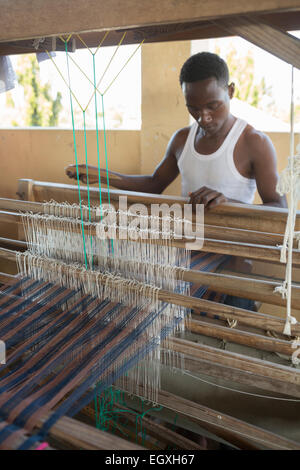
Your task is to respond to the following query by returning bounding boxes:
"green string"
[49,35,143,261]
[94,385,164,447]
[65,41,88,269]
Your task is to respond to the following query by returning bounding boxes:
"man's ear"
[228,82,235,99]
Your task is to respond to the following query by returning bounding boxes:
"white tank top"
[177,118,256,203]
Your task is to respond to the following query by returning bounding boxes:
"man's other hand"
[188,186,228,210]
[65,164,98,184]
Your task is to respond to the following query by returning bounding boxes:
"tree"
[214,42,274,110]
[13,55,62,127]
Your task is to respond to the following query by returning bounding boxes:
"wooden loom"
[0,182,300,450]
[0,0,300,451]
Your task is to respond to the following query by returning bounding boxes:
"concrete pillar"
[140,41,191,195]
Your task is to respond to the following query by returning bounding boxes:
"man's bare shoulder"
[171,126,191,144]
[242,124,274,156]
[169,125,192,160]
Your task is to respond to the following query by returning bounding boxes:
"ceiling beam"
[0,11,300,57]
[0,0,300,43]
[216,15,300,69]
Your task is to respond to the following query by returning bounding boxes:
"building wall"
[0,128,140,200]
[0,128,140,239]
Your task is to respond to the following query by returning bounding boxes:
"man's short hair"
[179,52,229,87]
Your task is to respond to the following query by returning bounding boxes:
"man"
[66,52,286,210]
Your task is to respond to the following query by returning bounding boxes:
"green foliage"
[16,55,62,127]
[295,104,300,123]
[5,92,15,108]
[214,43,273,109]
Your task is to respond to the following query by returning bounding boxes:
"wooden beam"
[1,233,299,309]
[0,0,299,43]
[1,195,289,247]
[171,337,300,386]
[105,406,206,450]
[169,354,300,399]
[35,414,144,450]
[1,246,299,337]
[16,179,300,233]
[1,11,300,55]
[0,237,27,250]
[126,385,300,450]
[0,272,17,286]
[216,15,300,68]
[182,269,300,309]
[2,208,300,265]
[169,337,300,398]
[188,317,295,356]
[0,420,54,450]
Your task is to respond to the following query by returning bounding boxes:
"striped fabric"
[0,252,228,449]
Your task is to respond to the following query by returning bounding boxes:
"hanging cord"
[92,54,103,211]
[275,66,300,336]
[82,110,94,267]
[101,94,114,254]
[64,39,88,268]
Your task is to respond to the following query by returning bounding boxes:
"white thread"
[275,67,300,336]
[19,200,192,403]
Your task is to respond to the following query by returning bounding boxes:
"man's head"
[180,52,234,135]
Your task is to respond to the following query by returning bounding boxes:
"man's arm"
[65,130,183,194]
[247,130,287,208]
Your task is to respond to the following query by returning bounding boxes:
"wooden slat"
[182,269,300,309]
[2,208,300,265]
[16,178,299,233]
[169,337,300,397]
[171,337,300,385]
[0,272,17,286]
[0,195,289,247]
[0,0,299,43]
[168,354,300,399]
[127,385,300,450]
[1,246,300,336]
[188,318,294,356]
[0,237,26,249]
[1,11,300,55]
[1,233,299,308]
[80,404,206,450]
[35,414,144,450]
[0,420,54,450]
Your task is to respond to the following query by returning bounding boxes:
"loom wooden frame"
[0,198,299,448]
[0,270,299,450]
[1,0,300,450]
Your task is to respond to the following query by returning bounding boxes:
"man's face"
[182,77,234,136]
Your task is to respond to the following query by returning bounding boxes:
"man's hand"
[188,186,228,210]
[65,164,98,184]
